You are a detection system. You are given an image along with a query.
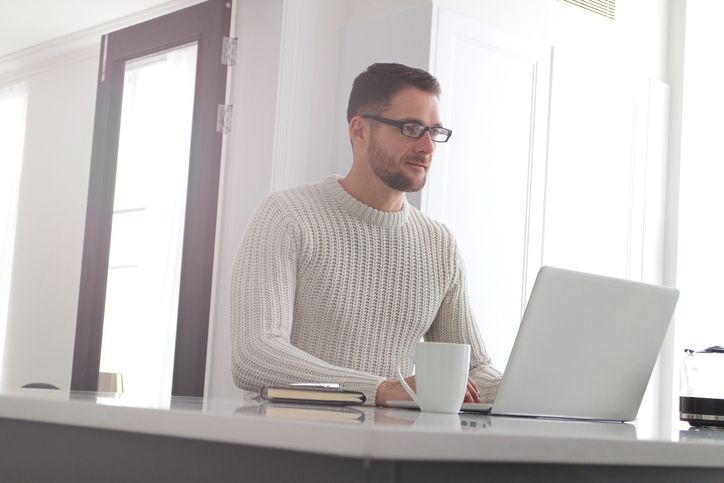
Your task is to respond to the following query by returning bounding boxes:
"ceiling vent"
[561,0,616,20]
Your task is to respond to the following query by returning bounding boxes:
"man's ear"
[348,116,367,148]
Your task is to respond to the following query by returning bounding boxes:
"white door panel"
[424,10,552,370]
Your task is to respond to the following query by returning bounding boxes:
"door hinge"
[221,36,238,66]
[217,104,233,133]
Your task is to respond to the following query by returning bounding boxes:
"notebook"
[389,266,679,422]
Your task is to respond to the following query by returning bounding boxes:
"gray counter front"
[1,389,723,482]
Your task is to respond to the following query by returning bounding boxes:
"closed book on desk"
[259,386,366,406]
[258,404,365,424]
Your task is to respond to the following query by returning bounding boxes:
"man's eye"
[402,124,424,137]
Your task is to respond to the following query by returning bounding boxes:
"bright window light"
[674,0,724,420]
[99,42,198,406]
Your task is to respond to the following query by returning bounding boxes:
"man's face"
[365,88,441,193]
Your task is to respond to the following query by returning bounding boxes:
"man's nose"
[415,130,435,155]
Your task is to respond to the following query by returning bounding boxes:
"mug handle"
[395,353,419,406]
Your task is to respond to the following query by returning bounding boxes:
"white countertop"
[1,388,723,467]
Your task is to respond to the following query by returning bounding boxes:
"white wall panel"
[207,0,348,398]
[632,79,671,437]
[204,0,285,398]
[543,52,637,278]
[424,10,552,371]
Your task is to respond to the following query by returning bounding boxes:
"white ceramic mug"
[396,342,471,414]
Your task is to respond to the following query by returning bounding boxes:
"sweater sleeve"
[424,230,502,403]
[230,195,385,405]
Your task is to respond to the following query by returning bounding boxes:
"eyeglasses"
[361,115,452,143]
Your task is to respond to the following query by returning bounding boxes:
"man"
[231,63,501,406]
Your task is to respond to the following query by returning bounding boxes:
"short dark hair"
[346,63,441,123]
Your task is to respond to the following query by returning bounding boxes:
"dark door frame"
[71,0,231,397]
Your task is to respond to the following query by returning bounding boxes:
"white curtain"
[99,42,198,407]
[0,83,29,382]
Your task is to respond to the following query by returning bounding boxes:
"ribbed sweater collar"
[323,175,410,228]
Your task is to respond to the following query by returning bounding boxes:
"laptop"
[389,266,680,422]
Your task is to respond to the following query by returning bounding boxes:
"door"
[72,0,232,399]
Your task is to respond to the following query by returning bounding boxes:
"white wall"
[209,0,677,400]
[206,0,348,398]
[1,56,97,389]
[348,0,667,78]
[1,0,679,404]
[322,0,676,433]
[660,0,687,433]
[204,0,285,398]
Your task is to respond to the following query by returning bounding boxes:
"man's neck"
[339,168,406,213]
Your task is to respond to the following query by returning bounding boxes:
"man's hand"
[375,376,481,406]
[375,376,416,406]
[466,377,480,403]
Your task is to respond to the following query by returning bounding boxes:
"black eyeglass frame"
[360,114,452,143]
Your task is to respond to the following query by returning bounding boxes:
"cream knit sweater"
[230,176,501,405]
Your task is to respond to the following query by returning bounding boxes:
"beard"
[367,136,428,193]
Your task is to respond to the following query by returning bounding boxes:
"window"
[674,0,724,417]
[0,83,28,377]
[99,43,198,404]
[72,0,231,399]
